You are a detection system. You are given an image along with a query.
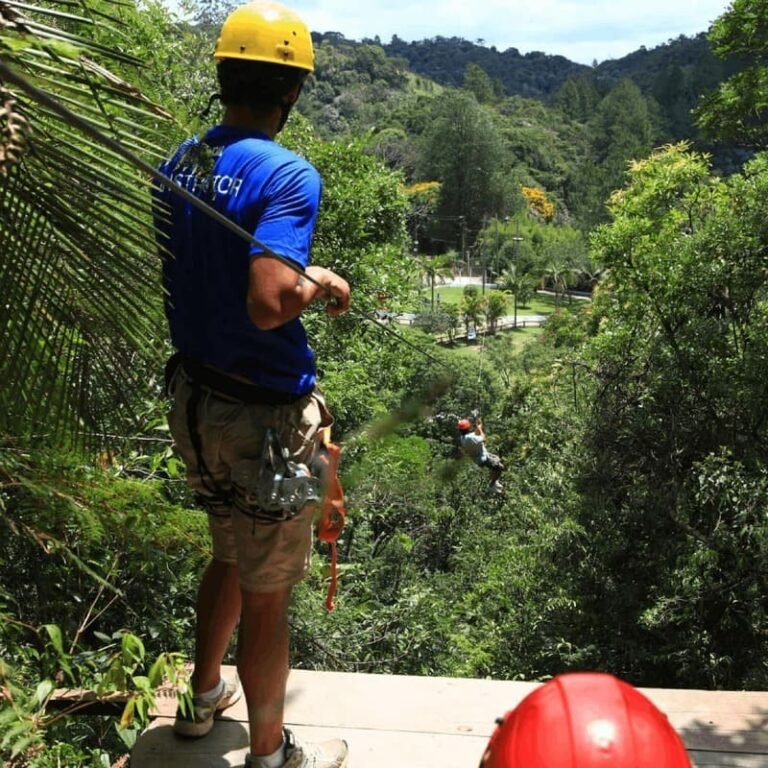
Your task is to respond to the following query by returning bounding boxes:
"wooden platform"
[132,667,768,768]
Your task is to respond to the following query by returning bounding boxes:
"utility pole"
[459,215,466,277]
[511,220,524,328]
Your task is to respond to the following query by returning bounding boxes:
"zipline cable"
[0,61,331,294]
[0,61,453,373]
[474,319,488,415]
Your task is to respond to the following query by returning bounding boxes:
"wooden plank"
[47,689,129,715]
[148,668,538,735]
[132,722,768,768]
[133,667,768,767]
[689,752,768,768]
[132,721,489,768]
[46,680,181,717]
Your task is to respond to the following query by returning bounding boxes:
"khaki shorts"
[168,366,333,593]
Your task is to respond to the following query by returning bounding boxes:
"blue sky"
[282,0,732,65]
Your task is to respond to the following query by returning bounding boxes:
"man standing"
[457,417,504,493]
[154,3,350,767]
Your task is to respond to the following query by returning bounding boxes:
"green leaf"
[147,655,166,688]
[33,679,54,706]
[42,624,65,656]
[119,697,136,729]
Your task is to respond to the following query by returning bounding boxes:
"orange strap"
[315,427,346,611]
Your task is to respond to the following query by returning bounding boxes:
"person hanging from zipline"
[457,416,505,494]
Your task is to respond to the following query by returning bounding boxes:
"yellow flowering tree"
[521,185,556,222]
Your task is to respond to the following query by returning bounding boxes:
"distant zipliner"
[457,416,504,494]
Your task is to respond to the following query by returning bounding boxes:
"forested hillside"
[3,0,768,765]
[299,28,749,235]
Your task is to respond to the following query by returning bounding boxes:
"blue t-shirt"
[155,125,322,395]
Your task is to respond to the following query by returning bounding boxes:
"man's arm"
[247,257,350,331]
[474,418,486,440]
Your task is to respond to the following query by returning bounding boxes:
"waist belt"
[173,353,304,406]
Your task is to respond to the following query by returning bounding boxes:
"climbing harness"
[166,351,345,608]
[232,427,321,519]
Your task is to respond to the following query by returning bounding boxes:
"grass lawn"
[444,324,542,356]
[417,286,578,317]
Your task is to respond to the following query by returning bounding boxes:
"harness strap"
[315,427,346,611]
[181,356,303,405]
[185,377,231,507]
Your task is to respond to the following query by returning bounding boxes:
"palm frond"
[0,0,180,443]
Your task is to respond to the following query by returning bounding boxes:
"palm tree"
[0,0,179,443]
[498,264,534,327]
[419,252,455,310]
[540,258,576,307]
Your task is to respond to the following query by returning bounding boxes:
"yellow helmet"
[214,0,314,72]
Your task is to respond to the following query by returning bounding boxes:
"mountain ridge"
[310,30,727,103]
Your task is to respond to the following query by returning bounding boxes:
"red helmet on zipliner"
[457,419,472,432]
[479,672,691,768]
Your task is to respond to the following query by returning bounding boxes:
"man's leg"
[238,586,292,756]
[485,453,504,489]
[191,557,242,694]
[174,555,242,738]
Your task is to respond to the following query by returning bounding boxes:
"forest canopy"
[2,0,768,764]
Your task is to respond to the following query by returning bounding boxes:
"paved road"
[392,312,547,328]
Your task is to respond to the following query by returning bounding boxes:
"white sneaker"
[173,675,241,738]
[246,729,349,768]
[491,481,504,495]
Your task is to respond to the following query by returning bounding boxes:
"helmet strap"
[277,101,293,133]
[199,92,222,120]
[276,80,304,133]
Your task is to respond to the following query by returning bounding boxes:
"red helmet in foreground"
[480,672,691,768]
[457,418,472,431]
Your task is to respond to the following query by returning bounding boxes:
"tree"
[539,257,574,306]
[569,79,658,228]
[404,180,441,248]
[540,226,589,298]
[521,185,556,223]
[556,75,600,121]
[370,127,420,177]
[418,91,512,248]
[570,143,768,687]
[0,0,181,442]
[0,0,200,759]
[484,291,508,333]
[420,253,455,310]
[460,284,484,334]
[696,0,768,148]
[498,265,534,327]
[464,62,495,104]
[444,302,461,343]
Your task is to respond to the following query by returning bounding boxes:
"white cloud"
[289,0,731,64]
